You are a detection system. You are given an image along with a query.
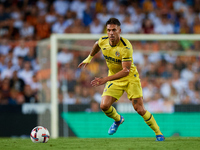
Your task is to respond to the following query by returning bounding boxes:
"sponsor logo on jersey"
[103,54,121,63]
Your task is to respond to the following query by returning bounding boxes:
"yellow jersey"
[98,36,140,85]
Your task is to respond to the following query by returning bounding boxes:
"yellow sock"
[103,106,121,122]
[142,111,162,135]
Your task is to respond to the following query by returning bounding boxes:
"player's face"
[107,24,121,42]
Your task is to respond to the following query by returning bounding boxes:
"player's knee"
[100,103,110,111]
[135,107,146,116]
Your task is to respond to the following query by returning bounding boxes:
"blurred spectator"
[66,69,77,92]
[0,39,11,56]
[141,18,154,34]
[193,73,200,91]
[8,89,18,105]
[168,85,181,104]
[31,58,41,72]
[24,47,36,62]
[14,56,24,71]
[89,87,102,104]
[163,47,177,63]
[173,56,186,71]
[53,0,69,16]
[70,0,86,19]
[114,5,126,23]
[106,0,120,14]
[18,61,34,84]
[161,63,174,79]
[13,39,29,58]
[45,4,57,25]
[80,87,91,104]
[74,85,82,103]
[20,21,35,40]
[83,1,94,26]
[0,55,7,72]
[36,0,48,15]
[147,92,165,113]
[52,15,69,34]
[143,82,157,102]
[142,0,155,13]
[10,70,25,92]
[0,4,10,21]
[65,18,89,33]
[26,6,38,27]
[1,60,14,80]
[0,78,11,103]
[178,17,190,33]
[126,1,136,15]
[0,4,12,38]
[57,48,73,64]
[95,0,104,13]
[29,74,42,93]
[121,14,136,34]
[148,51,161,63]
[148,9,161,27]
[23,84,38,103]
[130,7,145,26]
[193,16,200,34]
[89,18,104,34]
[173,0,188,12]
[63,91,78,104]
[185,6,196,28]
[35,15,51,40]
[85,99,101,112]
[96,7,112,25]
[145,63,159,78]
[154,15,174,34]
[132,51,144,66]
[171,70,187,94]
[180,63,194,82]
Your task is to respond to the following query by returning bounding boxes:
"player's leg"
[100,95,121,122]
[101,82,124,135]
[131,97,163,136]
[100,95,124,135]
[126,81,164,141]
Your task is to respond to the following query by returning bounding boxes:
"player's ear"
[119,28,121,33]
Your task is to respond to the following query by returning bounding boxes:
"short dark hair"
[106,18,121,26]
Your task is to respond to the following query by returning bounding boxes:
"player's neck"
[109,37,120,47]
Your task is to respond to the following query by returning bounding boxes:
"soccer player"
[78,18,165,141]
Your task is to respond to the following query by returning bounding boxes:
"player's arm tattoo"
[90,41,101,56]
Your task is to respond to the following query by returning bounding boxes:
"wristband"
[82,55,93,64]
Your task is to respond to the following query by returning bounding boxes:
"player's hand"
[91,77,107,87]
[78,62,88,68]
[78,55,93,68]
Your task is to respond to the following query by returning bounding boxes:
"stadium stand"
[0,0,199,114]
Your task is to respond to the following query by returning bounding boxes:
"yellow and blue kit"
[98,36,143,100]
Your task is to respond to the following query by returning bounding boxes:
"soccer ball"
[30,126,50,143]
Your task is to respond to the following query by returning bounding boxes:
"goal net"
[36,34,200,138]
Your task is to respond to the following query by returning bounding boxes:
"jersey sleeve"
[121,46,133,62]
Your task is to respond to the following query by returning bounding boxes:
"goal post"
[49,34,200,139]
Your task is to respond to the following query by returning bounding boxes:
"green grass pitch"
[1,137,200,150]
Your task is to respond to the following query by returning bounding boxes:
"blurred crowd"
[0,0,199,113]
[1,0,200,39]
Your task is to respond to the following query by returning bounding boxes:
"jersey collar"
[109,37,121,47]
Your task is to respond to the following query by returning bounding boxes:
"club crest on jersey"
[115,51,120,57]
